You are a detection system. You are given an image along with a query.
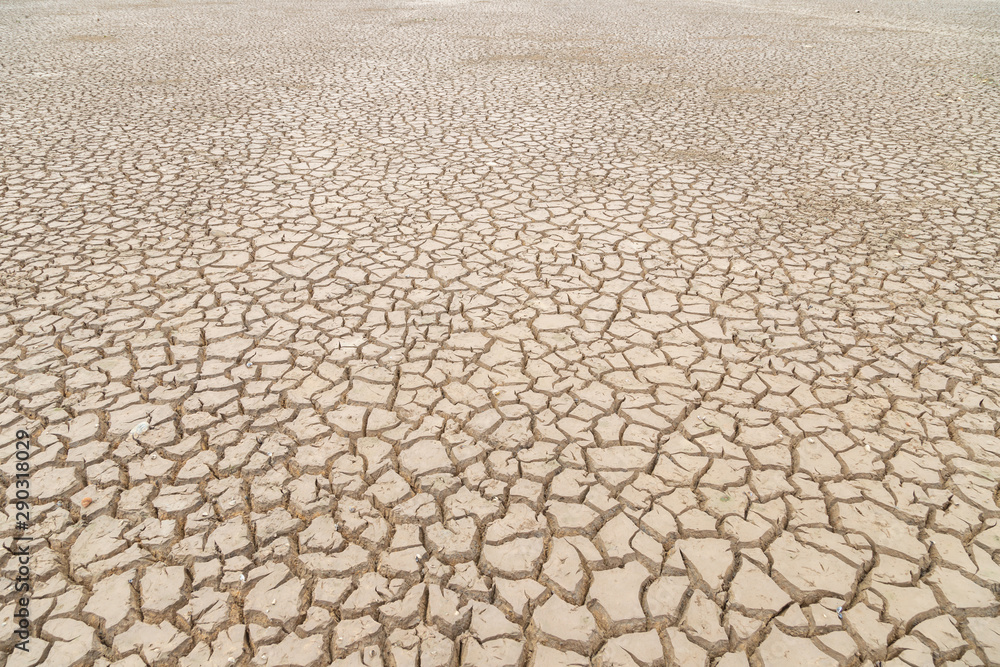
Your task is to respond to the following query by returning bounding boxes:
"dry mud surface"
[2,0,1000,665]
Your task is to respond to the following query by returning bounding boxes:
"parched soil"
[1,0,999,665]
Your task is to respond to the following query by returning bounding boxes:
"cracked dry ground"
[2,0,1000,666]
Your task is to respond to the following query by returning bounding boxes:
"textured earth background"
[2,0,1000,665]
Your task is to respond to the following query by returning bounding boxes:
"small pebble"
[81,497,93,508]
